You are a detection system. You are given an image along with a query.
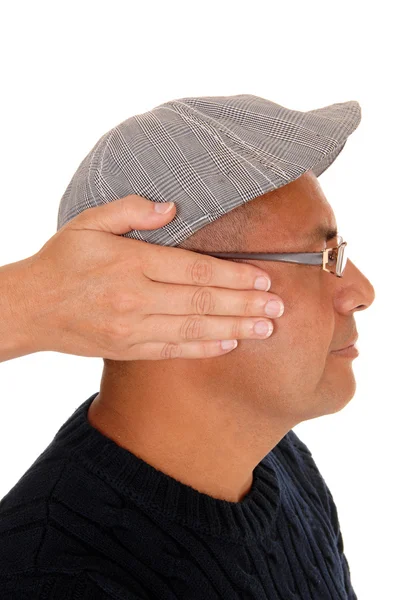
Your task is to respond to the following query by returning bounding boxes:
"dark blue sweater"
[0,392,357,599]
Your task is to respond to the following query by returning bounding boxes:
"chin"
[330,383,357,414]
[304,370,357,420]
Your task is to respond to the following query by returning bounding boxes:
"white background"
[0,1,396,597]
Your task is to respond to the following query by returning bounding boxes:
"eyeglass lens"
[329,239,347,276]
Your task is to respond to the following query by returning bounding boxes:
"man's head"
[103,169,375,424]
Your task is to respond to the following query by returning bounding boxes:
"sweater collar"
[54,392,282,544]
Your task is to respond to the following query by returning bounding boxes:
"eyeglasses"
[192,235,348,278]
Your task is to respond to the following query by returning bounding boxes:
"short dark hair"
[176,199,253,254]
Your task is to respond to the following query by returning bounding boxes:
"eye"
[328,249,338,264]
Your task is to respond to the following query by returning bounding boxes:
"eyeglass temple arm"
[203,251,325,265]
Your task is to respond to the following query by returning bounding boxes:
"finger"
[135,314,274,344]
[107,339,239,361]
[144,280,284,318]
[71,195,177,234]
[141,244,271,291]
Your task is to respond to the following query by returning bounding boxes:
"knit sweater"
[0,392,357,599]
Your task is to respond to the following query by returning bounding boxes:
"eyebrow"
[305,225,338,243]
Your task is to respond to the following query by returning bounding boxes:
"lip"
[330,343,359,358]
[331,334,359,358]
[332,335,358,352]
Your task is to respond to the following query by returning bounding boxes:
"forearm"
[0,257,41,363]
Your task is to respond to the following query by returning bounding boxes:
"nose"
[336,259,376,313]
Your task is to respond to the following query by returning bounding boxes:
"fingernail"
[254,321,273,336]
[154,201,174,213]
[254,276,271,291]
[221,340,238,351]
[264,300,284,318]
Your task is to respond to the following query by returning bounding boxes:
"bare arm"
[0,257,40,362]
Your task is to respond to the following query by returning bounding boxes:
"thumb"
[71,195,176,235]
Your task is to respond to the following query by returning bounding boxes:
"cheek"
[278,272,334,346]
[285,304,327,350]
[257,285,333,370]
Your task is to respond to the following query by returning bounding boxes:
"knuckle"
[231,318,242,340]
[187,258,213,285]
[97,318,114,339]
[191,287,215,315]
[243,296,254,317]
[252,295,268,315]
[110,319,131,340]
[160,342,182,359]
[243,293,270,316]
[180,316,204,340]
[112,290,143,314]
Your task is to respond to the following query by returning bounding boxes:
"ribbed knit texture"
[0,392,357,599]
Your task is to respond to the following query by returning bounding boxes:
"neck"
[88,361,297,502]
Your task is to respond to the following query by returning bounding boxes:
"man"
[0,94,375,599]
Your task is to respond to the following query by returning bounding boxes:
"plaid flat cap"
[57,94,361,246]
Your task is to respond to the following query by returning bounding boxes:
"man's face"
[212,170,375,422]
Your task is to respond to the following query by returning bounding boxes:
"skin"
[87,171,376,503]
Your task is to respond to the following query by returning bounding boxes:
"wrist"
[0,255,50,360]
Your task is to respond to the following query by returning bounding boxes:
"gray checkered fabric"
[57,94,361,246]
